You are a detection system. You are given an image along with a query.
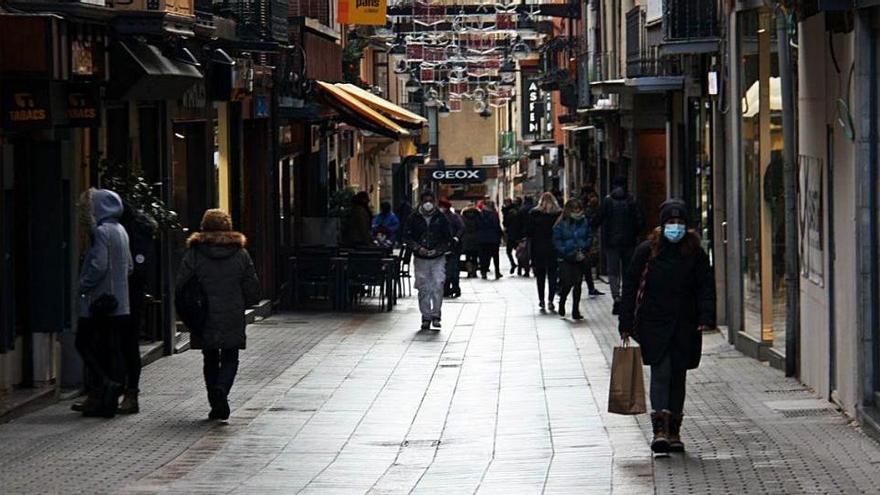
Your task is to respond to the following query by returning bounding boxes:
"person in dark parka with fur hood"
[176,209,261,420]
[619,199,715,454]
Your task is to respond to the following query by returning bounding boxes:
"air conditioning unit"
[111,0,194,17]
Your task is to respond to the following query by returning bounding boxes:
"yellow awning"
[336,83,428,127]
[315,80,409,138]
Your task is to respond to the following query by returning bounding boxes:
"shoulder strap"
[632,250,653,332]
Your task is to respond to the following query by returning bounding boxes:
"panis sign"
[338,0,387,25]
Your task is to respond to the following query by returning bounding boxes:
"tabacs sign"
[66,84,100,127]
[1,82,53,130]
[430,168,487,183]
[339,0,387,25]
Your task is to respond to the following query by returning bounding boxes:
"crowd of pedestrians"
[71,179,714,457]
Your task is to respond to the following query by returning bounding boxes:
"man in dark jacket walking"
[596,177,645,313]
[441,199,465,298]
[516,196,535,276]
[404,191,453,330]
[502,197,523,274]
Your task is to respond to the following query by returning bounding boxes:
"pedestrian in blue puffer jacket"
[552,199,592,320]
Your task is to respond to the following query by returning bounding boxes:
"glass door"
[739,8,790,351]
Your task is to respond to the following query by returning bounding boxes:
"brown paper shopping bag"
[607,342,647,415]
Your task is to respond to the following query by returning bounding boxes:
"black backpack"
[175,253,208,333]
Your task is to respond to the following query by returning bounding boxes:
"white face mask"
[423,202,435,212]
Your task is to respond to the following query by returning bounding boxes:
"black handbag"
[89,293,119,317]
[175,251,209,333]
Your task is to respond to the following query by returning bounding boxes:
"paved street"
[3,267,880,494]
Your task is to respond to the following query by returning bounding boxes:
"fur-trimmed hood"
[186,231,247,259]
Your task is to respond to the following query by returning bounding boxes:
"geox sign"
[430,168,487,183]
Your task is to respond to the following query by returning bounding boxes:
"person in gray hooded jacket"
[75,188,133,418]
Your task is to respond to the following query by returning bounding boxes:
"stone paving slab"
[3,259,880,494]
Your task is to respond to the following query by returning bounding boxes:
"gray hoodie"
[79,189,133,318]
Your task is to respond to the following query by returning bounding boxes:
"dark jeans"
[505,242,517,268]
[479,243,501,275]
[121,275,146,390]
[445,251,461,294]
[649,353,687,414]
[584,257,597,293]
[202,348,240,396]
[533,257,558,304]
[558,260,585,312]
[606,246,635,300]
[463,250,479,277]
[75,316,125,393]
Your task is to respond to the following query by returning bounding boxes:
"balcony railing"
[626,7,682,78]
[664,0,719,41]
[590,52,622,83]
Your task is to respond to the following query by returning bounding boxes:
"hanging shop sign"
[428,167,488,183]
[1,81,56,130]
[522,78,543,139]
[65,84,100,127]
[339,0,388,25]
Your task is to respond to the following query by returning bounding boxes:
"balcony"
[625,6,684,91]
[664,0,718,40]
[112,0,194,17]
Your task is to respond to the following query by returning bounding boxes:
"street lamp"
[405,78,421,94]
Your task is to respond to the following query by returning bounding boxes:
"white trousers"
[413,256,446,320]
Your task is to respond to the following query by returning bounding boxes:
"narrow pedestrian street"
[2,266,879,495]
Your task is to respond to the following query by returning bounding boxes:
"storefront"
[0,13,108,391]
[735,7,794,362]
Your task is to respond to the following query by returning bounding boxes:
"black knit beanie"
[659,199,688,226]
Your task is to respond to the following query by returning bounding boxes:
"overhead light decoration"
[405,78,421,94]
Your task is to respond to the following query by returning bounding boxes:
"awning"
[315,80,410,139]
[109,39,203,101]
[624,76,685,93]
[335,83,427,129]
[561,125,595,132]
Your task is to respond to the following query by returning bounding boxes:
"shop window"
[738,8,792,352]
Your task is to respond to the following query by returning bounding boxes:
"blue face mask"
[663,223,686,243]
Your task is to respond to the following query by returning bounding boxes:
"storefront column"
[217,102,231,212]
[726,10,744,345]
[854,8,879,411]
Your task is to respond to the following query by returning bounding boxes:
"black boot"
[572,303,583,320]
[558,298,566,318]
[208,386,230,420]
[83,380,122,418]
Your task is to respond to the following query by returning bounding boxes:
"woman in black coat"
[477,201,504,279]
[460,205,482,277]
[177,209,261,420]
[526,192,561,311]
[618,199,715,454]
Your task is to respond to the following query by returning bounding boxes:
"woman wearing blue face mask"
[618,199,716,454]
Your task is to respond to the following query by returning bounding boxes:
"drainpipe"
[854,12,878,408]
[777,13,799,377]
